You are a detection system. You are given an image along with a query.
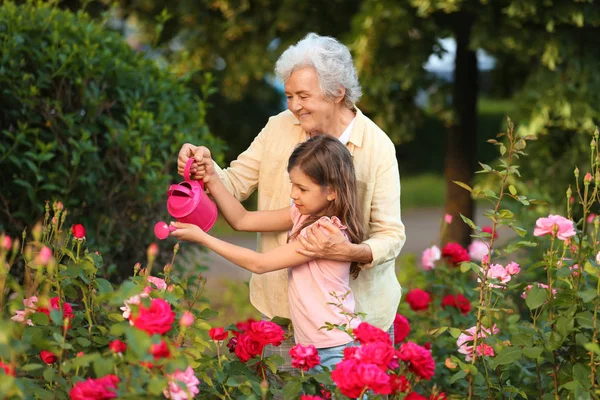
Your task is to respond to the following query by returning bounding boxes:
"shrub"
[0,1,224,277]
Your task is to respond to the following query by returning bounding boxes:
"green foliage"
[0,1,224,275]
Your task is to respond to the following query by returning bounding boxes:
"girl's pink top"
[287,205,360,348]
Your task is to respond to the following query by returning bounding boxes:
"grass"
[401,173,446,210]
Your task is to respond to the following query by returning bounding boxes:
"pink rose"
[421,245,441,270]
[353,342,395,370]
[146,276,167,290]
[37,246,53,265]
[357,363,392,395]
[534,214,576,240]
[69,375,119,400]
[505,261,520,275]
[163,367,200,400]
[180,311,195,328]
[1,235,12,250]
[444,214,453,224]
[289,344,321,371]
[120,293,150,322]
[468,240,488,262]
[131,298,175,335]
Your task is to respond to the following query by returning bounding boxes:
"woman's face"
[284,67,340,135]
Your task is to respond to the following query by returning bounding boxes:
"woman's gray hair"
[275,33,362,109]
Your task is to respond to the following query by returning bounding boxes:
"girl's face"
[284,66,341,135]
[289,166,336,216]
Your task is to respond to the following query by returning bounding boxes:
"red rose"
[343,346,359,359]
[389,375,410,393]
[38,297,74,327]
[289,344,321,371]
[226,336,237,353]
[441,242,470,265]
[248,320,285,347]
[234,333,264,362]
[330,359,365,399]
[234,318,256,335]
[131,298,175,335]
[393,314,411,344]
[406,393,428,400]
[300,396,324,400]
[441,295,456,309]
[482,226,498,239]
[40,350,57,364]
[357,363,392,395]
[455,294,471,315]
[348,342,395,370]
[405,289,432,312]
[109,340,126,354]
[149,340,170,359]
[69,375,119,400]
[71,224,86,239]
[353,322,392,345]
[0,361,15,376]
[209,327,229,341]
[397,341,435,380]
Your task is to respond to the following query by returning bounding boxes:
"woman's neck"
[316,106,356,138]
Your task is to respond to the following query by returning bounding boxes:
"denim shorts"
[310,341,355,373]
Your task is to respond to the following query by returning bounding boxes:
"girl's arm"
[207,172,293,232]
[170,222,312,274]
[196,150,293,233]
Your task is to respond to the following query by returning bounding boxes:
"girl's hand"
[169,221,208,243]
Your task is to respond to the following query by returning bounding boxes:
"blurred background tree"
[5,0,600,249]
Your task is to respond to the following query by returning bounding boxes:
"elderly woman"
[177,33,405,368]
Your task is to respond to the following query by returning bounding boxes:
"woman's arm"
[170,222,311,273]
[206,169,293,233]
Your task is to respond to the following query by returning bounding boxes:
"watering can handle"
[167,184,192,197]
[183,158,206,189]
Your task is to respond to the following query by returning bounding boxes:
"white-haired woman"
[177,33,405,370]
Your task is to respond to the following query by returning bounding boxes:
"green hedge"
[0,1,224,276]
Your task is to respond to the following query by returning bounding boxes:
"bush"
[0,1,224,277]
[0,205,441,399]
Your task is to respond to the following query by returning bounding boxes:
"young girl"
[170,135,365,368]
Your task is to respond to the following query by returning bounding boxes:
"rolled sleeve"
[213,125,267,201]
[360,151,405,270]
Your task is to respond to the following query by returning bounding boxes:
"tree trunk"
[443,12,478,247]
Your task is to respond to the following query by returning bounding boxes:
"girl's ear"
[326,187,337,202]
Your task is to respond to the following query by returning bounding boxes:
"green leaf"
[526,286,547,310]
[43,368,55,382]
[493,347,522,366]
[578,289,597,303]
[96,278,114,294]
[21,363,44,372]
[576,311,594,329]
[556,317,574,338]
[453,181,473,193]
[449,369,467,384]
[584,342,600,355]
[460,214,477,230]
[573,363,592,389]
[76,337,91,347]
[523,347,543,359]
[448,328,462,338]
[282,381,302,399]
[31,312,50,326]
[93,357,114,377]
[508,185,517,195]
[125,328,151,357]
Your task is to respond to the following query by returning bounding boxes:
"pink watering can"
[154,158,218,240]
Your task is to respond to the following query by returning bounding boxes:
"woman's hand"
[177,144,216,182]
[169,221,208,244]
[295,219,351,260]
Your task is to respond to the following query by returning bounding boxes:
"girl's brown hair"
[287,135,365,278]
